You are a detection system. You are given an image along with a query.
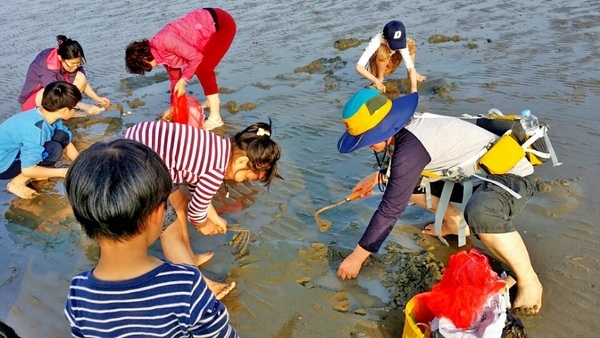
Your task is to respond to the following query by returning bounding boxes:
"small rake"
[227,224,251,255]
[314,191,362,232]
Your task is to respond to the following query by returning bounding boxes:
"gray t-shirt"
[405,113,534,177]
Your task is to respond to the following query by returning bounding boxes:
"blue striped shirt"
[64,262,237,337]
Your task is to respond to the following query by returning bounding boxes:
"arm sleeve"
[358,129,431,253]
[19,140,45,169]
[186,171,223,224]
[357,34,382,67]
[162,33,204,82]
[399,48,415,69]
[165,65,183,91]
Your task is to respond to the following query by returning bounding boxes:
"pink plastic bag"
[171,94,204,129]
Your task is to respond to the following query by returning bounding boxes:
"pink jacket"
[149,9,216,89]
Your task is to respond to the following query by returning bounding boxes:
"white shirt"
[357,32,415,70]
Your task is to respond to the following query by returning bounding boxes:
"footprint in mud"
[531,178,582,216]
[331,291,351,312]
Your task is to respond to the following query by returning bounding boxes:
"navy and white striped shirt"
[124,121,231,225]
[64,262,237,337]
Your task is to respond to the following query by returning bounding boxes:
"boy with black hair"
[64,139,237,337]
[0,81,81,199]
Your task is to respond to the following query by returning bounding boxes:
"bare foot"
[416,73,427,82]
[512,278,543,315]
[194,251,215,266]
[6,182,38,199]
[206,280,236,300]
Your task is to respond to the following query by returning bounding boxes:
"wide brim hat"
[337,89,419,153]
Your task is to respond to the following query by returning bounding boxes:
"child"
[0,81,81,199]
[356,20,426,94]
[19,35,110,116]
[64,139,237,337]
[124,120,282,299]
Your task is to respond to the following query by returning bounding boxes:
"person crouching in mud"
[335,88,543,315]
[124,120,281,299]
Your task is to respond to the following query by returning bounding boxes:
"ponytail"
[232,119,282,187]
[56,35,86,64]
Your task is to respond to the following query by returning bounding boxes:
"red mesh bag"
[171,94,204,129]
[419,249,506,329]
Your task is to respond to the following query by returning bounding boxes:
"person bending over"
[19,35,109,116]
[125,8,236,130]
[356,20,426,94]
[124,120,282,299]
[335,88,542,315]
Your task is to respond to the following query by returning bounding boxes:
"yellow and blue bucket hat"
[337,89,419,153]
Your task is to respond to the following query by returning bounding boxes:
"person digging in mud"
[335,88,543,315]
[356,20,426,94]
[19,35,110,117]
[64,139,237,337]
[124,120,281,299]
[125,8,236,131]
[0,81,81,199]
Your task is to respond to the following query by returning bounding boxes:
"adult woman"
[124,120,281,299]
[356,20,426,94]
[125,8,236,131]
[19,35,110,116]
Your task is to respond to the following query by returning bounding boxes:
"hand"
[174,78,187,97]
[212,215,228,234]
[95,96,110,107]
[353,172,378,198]
[195,217,227,236]
[86,105,104,116]
[374,80,386,93]
[337,247,370,280]
[161,107,173,122]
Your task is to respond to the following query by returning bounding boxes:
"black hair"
[125,39,154,75]
[232,119,282,187]
[56,35,86,65]
[0,320,21,338]
[41,81,82,111]
[65,139,173,241]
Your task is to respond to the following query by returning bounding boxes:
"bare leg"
[408,52,427,82]
[160,222,234,299]
[6,174,37,199]
[410,194,471,236]
[478,232,543,314]
[163,189,234,299]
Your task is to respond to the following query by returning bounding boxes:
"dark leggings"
[0,130,69,180]
[195,8,236,96]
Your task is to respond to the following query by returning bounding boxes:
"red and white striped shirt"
[124,121,231,224]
